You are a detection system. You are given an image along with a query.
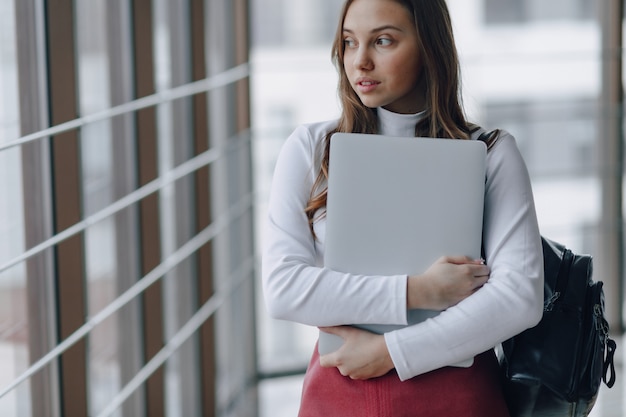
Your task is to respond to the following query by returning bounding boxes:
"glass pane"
[452,0,601,253]
[251,0,343,378]
[251,3,347,414]
[484,0,594,24]
[0,0,29,414]
[153,0,202,415]
[0,266,29,417]
[75,1,124,415]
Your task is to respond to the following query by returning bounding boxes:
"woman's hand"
[318,326,394,380]
[407,256,489,310]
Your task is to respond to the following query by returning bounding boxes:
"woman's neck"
[378,107,426,137]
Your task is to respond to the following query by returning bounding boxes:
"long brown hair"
[305,0,472,235]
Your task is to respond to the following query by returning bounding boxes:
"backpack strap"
[477,129,501,151]
[604,337,617,388]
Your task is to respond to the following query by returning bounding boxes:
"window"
[251,0,344,47]
[485,0,594,24]
[1,1,255,416]
[484,98,597,178]
[0,0,30,414]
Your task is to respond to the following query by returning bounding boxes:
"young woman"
[262,0,544,415]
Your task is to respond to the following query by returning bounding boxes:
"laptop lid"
[319,132,487,366]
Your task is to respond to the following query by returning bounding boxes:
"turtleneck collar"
[378,106,426,137]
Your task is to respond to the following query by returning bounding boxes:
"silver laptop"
[319,132,487,367]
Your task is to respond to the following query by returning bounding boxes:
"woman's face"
[342,0,424,114]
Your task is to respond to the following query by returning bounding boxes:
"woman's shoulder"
[282,118,339,157]
[291,118,339,142]
[471,128,532,186]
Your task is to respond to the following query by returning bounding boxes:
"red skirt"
[298,345,510,417]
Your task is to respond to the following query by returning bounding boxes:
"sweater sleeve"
[385,131,544,381]
[261,124,409,327]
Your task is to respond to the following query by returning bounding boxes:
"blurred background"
[0,0,624,416]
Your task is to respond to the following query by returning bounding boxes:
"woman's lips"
[356,79,380,93]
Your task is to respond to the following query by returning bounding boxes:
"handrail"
[0,131,250,275]
[95,256,255,417]
[0,63,249,152]
[0,190,255,400]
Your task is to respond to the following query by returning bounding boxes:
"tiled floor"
[260,334,625,417]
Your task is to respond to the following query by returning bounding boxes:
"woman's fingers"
[318,327,394,379]
[439,255,484,265]
[319,325,350,337]
[409,257,492,310]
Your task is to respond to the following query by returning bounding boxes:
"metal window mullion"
[598,0,624,333]
[233,2,259,414]
[131,0,166,415]
[190,0,216,415]
[45,0,89,416]
[205,1,236,413]
[234,0,251,133]
[106,1,146,416]
[208,1,258,414]
[158,0,202,415]
[15,0,61,415]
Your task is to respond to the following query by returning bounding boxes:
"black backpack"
[500,237,616,416]
[479,130,617,417]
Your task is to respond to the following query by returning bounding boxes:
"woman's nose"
[353,47,373,71]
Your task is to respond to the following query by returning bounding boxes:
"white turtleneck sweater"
[261,107,544,381]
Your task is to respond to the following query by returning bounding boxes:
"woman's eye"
[344,38,356,48]
[376,37,393,46]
